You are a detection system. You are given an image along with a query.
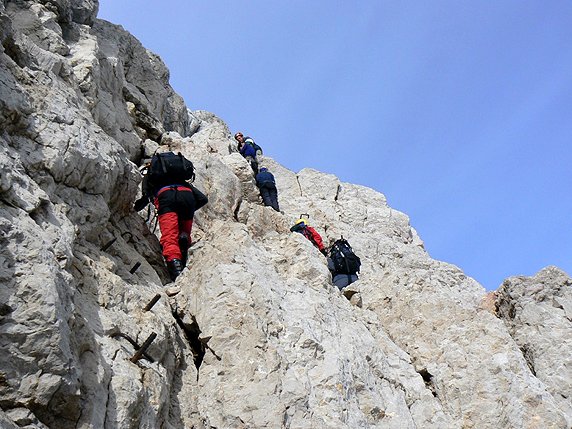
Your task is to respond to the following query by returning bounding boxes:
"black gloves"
[134,196,149,212]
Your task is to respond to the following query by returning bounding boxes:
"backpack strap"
[158,153,168,175]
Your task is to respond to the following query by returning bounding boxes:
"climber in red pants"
[154,184,208,277]
[134,152,208,281]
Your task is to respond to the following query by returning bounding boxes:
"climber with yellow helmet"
[290,218,327,256]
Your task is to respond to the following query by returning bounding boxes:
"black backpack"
[149,152,195,183]
[330,238,361,275]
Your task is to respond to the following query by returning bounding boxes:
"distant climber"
[234,132,262,157]
[235,132,259,173]
[134,151,208,281]
[290,218,327,255]
[255,167,280,212]
[327,237,361,290]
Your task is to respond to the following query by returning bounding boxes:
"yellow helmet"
[295,218,306,226]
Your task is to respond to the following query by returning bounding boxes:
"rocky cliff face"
[1,1,571,428]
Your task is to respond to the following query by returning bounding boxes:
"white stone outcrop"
[497,267,572,418]
[1,1,571,428]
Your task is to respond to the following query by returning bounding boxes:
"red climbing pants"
[154,186,196,262]
[157,212,193,261]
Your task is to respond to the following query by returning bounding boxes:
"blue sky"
[98,1,572,290]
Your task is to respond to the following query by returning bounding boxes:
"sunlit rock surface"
[1,1,570,428]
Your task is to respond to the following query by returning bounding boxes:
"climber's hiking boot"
[167,258,184,281]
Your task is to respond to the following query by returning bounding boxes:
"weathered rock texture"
[0,1,571,428]
[497,267,572,420]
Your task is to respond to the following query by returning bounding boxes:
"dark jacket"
[255,170,275,186]
[189,185,208,211]
[239,142,256,158]
[134,174,207,212]
[142,172,191,198]
[245,137,262,155]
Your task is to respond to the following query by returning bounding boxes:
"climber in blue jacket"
[237,138,258,174]
[255,167,280,212]
[239,140,256,158]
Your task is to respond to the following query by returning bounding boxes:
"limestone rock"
[70,0,98,25]
[93,20,190,137]
[5,2,70,56]
[0,410,21,429]
[479,290,498,315]
[1,1,571,428]
[497,266,572,418]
